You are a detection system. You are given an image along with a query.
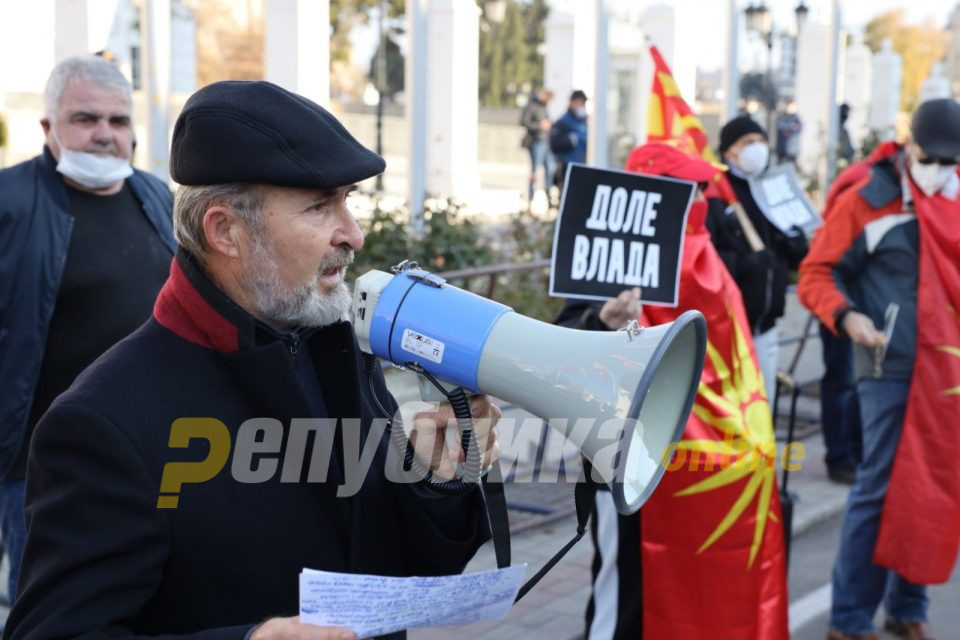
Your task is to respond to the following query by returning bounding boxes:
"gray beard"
[240,236,354,329]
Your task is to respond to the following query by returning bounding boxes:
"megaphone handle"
[361,354,480,494]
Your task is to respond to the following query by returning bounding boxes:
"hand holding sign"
[599,287,642,329]
[550,163,695,307]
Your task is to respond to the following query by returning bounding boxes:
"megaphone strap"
[514,462,598,603]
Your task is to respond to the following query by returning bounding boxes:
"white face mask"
[909,161,957,197]
[574,106,587,119]
[735,141,769,177]
[55,138,133,190]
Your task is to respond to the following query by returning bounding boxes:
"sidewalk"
[412,428,848,640]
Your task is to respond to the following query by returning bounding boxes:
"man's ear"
[40,118,51,135]
[202,206,245,258]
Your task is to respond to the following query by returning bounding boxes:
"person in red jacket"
[798,99,960,640]
[814,141,899,485]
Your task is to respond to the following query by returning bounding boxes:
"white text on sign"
[572,185,662,287]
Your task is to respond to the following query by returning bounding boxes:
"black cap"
[719,115,767,156]
[570,89,588,102]
[171,81,385,188]
[911,98,960,159]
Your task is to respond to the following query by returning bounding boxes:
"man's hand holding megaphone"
[409,396,503,481]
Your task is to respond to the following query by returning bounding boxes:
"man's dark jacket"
[0,147,176,478]
[798,149,919,382]
[6,252,487,639]
[705,173,807,334]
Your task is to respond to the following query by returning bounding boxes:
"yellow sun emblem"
[939,306,960,396]
[672,306,778,568]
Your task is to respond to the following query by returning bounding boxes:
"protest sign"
[550,163,695,307]
[747,163,821,236]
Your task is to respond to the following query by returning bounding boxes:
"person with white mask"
[798,97,960,640]
[0,55,174,605]
[706,115,808,405]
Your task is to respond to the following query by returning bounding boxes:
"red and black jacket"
[798,147,918,381]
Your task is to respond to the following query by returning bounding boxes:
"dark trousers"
[819,323,862,469]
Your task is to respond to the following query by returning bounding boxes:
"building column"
[55,0,90,61]
[843,39,872,154]
[424,0,479,201]
[642,3,695,104]
[868,39,902,140]
[141,0,171,182]
[795,21,830,178]
[265,0,330,108]
[406,0,480,230]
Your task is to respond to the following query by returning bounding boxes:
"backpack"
[549,121,574,155]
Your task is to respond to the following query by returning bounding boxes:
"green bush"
[351,199,564,322]
[350,197,494,280]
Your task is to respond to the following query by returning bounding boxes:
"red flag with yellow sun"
[636,50,789,638]
[873,181,960,584]
[647,44,718,164]
[638,208,789,639]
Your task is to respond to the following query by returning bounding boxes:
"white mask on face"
[574,106,587,119]
[909,161,957,197]
[54,134,132,190]
[734,141,769,177]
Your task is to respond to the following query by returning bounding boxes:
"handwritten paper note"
[299,564,527,638]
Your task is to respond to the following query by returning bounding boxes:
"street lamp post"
[744,2,774,134]
[375,0,386,192]
[742,2,811,142]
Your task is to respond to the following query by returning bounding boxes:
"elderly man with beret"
[6,81,500,640]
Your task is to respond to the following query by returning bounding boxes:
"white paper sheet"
[299,564,527,638]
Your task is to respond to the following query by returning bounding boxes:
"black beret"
[171,81,385,188]
[912,98,960,159]
[719,115,767,156]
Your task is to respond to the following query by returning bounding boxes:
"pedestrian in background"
[799,98,960,640]
[775,100,802,165]
[520,88,556,206]
[549,89,588,193]
[0,55,175,605]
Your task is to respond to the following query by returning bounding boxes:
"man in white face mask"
[798,98,960,640]
[0,55,175,604]
[707,115,809,408]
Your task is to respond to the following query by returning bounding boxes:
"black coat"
[0,147,175,478]
[6,252,487,639]
[705,173,808,334]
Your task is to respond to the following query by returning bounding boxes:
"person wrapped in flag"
[798,98,960,640]
[556,143,790,640]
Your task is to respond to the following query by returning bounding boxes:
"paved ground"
[410,429,848,640]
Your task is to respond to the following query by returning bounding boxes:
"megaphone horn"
[352,262,707,515]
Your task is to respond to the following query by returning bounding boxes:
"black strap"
[774,372,801,493]
[513,459,598,603]
[480,461,512,570]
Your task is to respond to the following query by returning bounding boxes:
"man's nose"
[91,117,113,144]
[332,206,364,251]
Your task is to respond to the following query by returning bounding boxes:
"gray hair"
[43,55,132,122]
[173,183,264,257]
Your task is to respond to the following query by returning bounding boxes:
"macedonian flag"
[647,44,718,164]
[634,111,789,637]
[638,207,789,639]
[873,178,960,584]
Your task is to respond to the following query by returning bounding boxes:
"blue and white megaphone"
[352,261,707,515]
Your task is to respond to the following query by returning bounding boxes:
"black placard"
[549,163,695,307]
